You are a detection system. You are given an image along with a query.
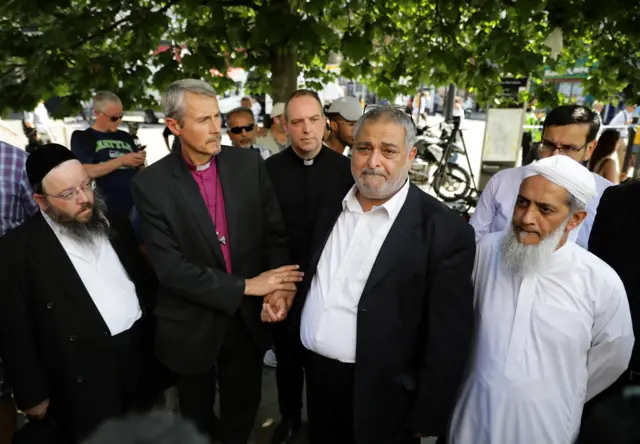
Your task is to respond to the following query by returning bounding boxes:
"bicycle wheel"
[434,164,471,202]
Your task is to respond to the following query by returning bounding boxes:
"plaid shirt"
[0,141,38,237]
[0,141,37,397]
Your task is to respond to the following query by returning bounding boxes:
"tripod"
[428,116,478,202]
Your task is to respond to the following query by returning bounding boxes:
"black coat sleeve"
[405,212,476,437]
[258,155,291,269]
[131,178,245,315]
[0,238,49,410]
[588,186,618,260]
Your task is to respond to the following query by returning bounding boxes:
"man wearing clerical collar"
[0,144,157,443]
[132,79,302,444]
[450,155,634,444]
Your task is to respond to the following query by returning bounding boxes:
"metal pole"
[444,83,456,122]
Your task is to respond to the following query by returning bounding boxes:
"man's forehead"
[43,160,87,188]
[356,119,405,141]
[229,112,253,126]
[543,123,590,143]
[184,93,219,113]
[520,175,568,201]
[288,96,322,118]
[104,101,122,112]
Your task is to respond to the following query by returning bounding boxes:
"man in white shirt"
[296,106,476,444]
[23,100,55,143]
[471,104,612,248]
[0,144,158,442]
[449,155,634,444]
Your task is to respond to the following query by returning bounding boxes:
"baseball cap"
[328,96,363,121]
[271,102,285,117]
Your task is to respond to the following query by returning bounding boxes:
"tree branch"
[69,0,179,51]
[217,0,235,53]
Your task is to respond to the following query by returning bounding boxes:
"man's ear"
[33,194,47,212]
[585,140,597,161]
[165,117,182,137]
[566,209,587,232]
[329,119,338,132]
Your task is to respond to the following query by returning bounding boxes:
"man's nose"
[366,150,382,168]
[76,188,90,204]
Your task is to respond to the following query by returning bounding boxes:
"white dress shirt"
[449,232,633,444]
[300,180,410,363]
[470,166,612,248]
[44,214,142,335]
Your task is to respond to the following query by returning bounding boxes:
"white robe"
[449,232,634,444]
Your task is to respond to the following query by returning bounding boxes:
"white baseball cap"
[271,102,285,117]
[327,96,363,121]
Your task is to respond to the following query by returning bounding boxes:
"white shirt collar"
[342,179,410,220]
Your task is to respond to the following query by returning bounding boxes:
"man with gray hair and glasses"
[293,106,476,443]
[71,91,146,217]
[131,79,302,444]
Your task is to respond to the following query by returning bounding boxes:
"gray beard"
[44,190,110,245]
[500,218,569,276]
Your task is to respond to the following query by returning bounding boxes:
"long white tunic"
[449,232,634,444]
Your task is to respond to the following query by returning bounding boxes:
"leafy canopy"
[1,0,639,116]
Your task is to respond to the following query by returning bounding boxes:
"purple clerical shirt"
[183,153,232,273]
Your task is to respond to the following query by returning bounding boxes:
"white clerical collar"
[195,161,211,171]
[303,159,314,166]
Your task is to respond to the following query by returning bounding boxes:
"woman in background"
[589,129,620,184]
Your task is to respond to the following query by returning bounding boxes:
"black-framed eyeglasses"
[43,179,96,202]
[229,124,255,135]
[538,139,587,155]
[100,111,123,122]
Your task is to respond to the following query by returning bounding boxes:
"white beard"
[500,218,569,276]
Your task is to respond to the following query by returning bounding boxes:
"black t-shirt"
[265,147,354,271]
[70,128,140,215]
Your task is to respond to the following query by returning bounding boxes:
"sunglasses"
[229,124,255,135]
[101,112,123,122]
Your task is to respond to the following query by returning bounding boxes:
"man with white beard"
[449,155,634,444]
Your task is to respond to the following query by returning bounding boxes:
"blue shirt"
[0,142,38,236]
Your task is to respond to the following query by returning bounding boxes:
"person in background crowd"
[471,105,612,249]
[131,79,303,444]
[0,141,39,444]
[588,180,640,413]
[241,96,262,122]
[609,103,637,179]
[0,144,158,443]
[85,411,209,444]
[325,96,362,157]
[592,101,604,123]
[265,90,354,444]
[71,91,146,217]
[450,155,634,444]
[256,102,290,155]
[23,100,55,144]
[163,125,181,153]
[588,129,620,183]
[226,107,270,159]
[296,106,475,443]
[127,122,144,151]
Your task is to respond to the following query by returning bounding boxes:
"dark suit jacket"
[0,212,157,442]
[589,181,640,372]
[295,183,476,441]
[131,147,290,375]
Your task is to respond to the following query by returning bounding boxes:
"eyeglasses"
[229,124,255,135]
[538,140,587,155]
[100,112,123,122]
[43,179,96,202]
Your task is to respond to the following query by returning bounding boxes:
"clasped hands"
[244,265,304,323]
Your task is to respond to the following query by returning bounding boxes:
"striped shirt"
[0,141,38,236]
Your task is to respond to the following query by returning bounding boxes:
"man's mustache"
[361,168,386,177]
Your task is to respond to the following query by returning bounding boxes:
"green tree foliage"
[1,0,639,116]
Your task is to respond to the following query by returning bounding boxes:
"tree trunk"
[270,49,298,103]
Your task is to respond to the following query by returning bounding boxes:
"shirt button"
[77,376,83,383]
[104,331,109,336]
[46,302,54,309]
[360,308,368,313]
[69,335,76,342]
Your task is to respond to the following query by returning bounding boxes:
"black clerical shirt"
[265,146,354,272]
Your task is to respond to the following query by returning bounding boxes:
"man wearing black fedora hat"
[0,143,158,443]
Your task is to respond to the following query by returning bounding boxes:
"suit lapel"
[172,153,226,267]
[217,149,241,266]
[26,214,109,330]
[361,184,422,295]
